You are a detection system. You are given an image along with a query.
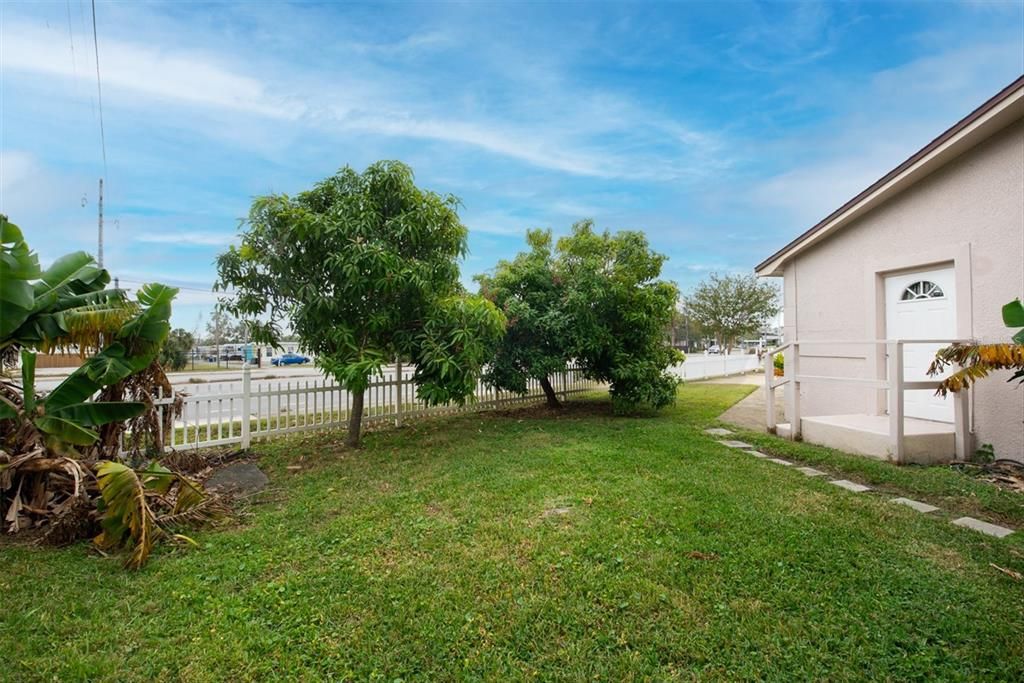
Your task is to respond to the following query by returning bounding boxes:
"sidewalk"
[697,372,782,431]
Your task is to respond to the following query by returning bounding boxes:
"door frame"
[865,242,973,417]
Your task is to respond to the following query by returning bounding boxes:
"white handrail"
[765,338,970,463]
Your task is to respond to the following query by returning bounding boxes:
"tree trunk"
[345,387,365,448]
[539,376,562,409]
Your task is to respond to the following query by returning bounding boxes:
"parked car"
[707,344,722,354]
[271,352,311,366]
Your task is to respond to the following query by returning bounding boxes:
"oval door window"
[900,280,944,301]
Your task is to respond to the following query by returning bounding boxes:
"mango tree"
[475,229,571,408]
[476,220,683,412]
[215,161,505,447]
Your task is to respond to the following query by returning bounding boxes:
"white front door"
[884,267,956,423]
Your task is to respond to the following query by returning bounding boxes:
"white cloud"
[748,39,1024,228]
[134,231,236,247]
[1,22,299,119]
[1,15,722,182]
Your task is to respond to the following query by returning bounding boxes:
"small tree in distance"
[215,161,505,447]
[205,309,245,346]
[684,273,780,351]
[159,328,195,371]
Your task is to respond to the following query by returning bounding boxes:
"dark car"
[271,352,310,366]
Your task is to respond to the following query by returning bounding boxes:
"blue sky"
[2,1,1022,331]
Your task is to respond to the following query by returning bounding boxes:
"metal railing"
[764,339,971,463]
[124,363,600,455]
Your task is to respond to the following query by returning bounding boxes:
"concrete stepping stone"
[704,428,734,436]
[829,479,870,493]
[745,450,769,458]
[797,466,826,477]
[717,440,754,449]
[951,516,1014,538]
[891,497,939,514]
[767,458,793,466]
[206,462,269,495]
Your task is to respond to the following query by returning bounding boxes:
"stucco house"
[757,75,1024,465]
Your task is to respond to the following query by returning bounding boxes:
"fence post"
[241,363,252,449]
[395,358,403,428]
[887,341,904,463]
[764,351,776,432]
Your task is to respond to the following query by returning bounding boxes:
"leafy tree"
[477,221,683,413]
[159,328,195,371]
[683,273,780,351]
[204,309,244,346]
[558,221,683,412]
[666,304,704,350]
[475,229,569,408]
[215,161,505,447]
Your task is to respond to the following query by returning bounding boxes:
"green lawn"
[2,383,1023,681]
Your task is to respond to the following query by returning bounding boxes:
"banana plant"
[0,349,146,451]
[0,282,178,452]
[94,460,215,569]
[1,215,137,354]
[929,299,1024,395]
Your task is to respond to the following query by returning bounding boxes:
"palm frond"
[928,343,1024,397]
[94,461,156,570]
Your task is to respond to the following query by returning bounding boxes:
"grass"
[2,383,1023,681]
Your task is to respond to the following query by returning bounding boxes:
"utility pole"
[97,178,104,267]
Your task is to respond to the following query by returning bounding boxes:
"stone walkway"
[707,428,1016,539]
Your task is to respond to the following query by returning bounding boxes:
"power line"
[116,278,217,294]
[90,0,107,178]
[65,1,77,78]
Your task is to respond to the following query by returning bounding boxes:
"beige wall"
[779,117,1024,461]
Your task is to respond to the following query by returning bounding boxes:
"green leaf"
[1002,299,1024,328]
[34,415,99,445]
[0,215,24,244]
[20,349,36,414]
[0,400,17,421]
[138,461,176,495]
[51,401,147,427]
[33,251,108,304]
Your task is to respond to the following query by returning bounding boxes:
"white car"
[707,344,722,354]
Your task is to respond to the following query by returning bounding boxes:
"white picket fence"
[668,353,761,381]
[132,363,599,455]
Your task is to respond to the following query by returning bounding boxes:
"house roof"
[755,74,1024,277]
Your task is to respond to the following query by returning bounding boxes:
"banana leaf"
[1003,299,1024,345]
[32,251,109,311]
[0,218,41,338]
[51,401,147,427]
[20,349,36,414]
[44,343,135,412]
[34,414,99,445]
